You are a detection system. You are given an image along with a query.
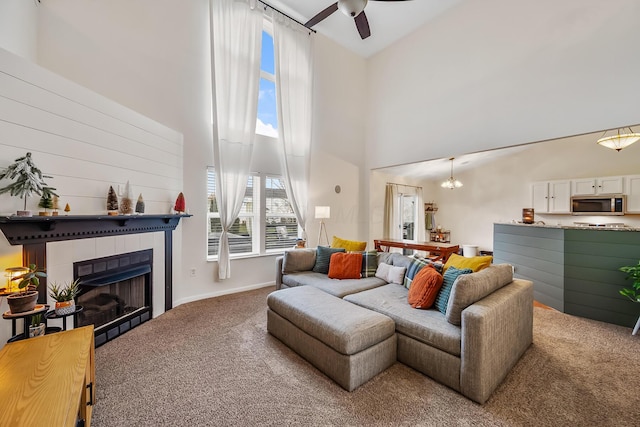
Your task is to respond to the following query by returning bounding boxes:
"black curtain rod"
[259,1,316,33]
[387,182,423,190]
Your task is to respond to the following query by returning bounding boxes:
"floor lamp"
[315,206,330,247]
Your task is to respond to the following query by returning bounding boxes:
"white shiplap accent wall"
[0,47,183,215]
[0,47,184,345]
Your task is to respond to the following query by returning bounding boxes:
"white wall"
[366,0,640,169]
[375,132,640,252]
[0,47,184,345]
[18,1,369,307]
[0,0,38,61]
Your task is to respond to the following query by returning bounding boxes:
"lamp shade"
[597,128,640,152]
[315,206,330,219]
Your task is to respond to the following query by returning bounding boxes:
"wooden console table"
[0,325,95,426]
[374,239,459,262]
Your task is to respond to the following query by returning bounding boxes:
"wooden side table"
[2,304,49,342]
[45,305,84,331]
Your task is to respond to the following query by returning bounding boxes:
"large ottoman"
[267,286,397,391]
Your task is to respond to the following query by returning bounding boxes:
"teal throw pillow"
[312,246,346,274]
[403,258,429,289]
[434,266,473,314]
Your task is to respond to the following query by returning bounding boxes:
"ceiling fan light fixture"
[441,157,463,190]
[596,127,640,152]
[338,0,368,17]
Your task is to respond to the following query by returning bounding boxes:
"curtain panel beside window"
[209,0,263,279]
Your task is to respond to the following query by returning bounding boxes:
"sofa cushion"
[445,263,514,325]
[407,265,444,309]
[377,252,412,269]
[281,271,387,298]
[312,246,346,274]
[443,253,493,273]
[358,250,378,278]
[331,235,367,251]
[345,284,462,357]
[375,263,405,285]
[328,252,363,279]
[282,249,316,274]
[403,257,429,289]
[267,286,395,355]
[434,266,473,315]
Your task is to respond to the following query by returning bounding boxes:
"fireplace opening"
[74,249,153,346]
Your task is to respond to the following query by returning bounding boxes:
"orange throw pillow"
[408,265,444,309]
[328,252,363,279]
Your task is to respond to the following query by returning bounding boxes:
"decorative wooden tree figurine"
[135,193,145,214]
[119,181,133,215]
[52,195,60,216]
[174,192,185,213]
[64,203,71,215]
[107,186,119,215]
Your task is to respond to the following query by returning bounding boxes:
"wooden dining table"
[374,239,460,262]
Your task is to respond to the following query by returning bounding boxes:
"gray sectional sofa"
[271,249,533,404]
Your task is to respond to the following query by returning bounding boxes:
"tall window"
[257,31,278,137]
[208,26,301,259]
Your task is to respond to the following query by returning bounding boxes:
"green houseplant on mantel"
[7,264,46,314]
[49,279,81,316]
[619,261,640,335]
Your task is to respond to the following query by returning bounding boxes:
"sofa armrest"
[275,256,284,290]
[459,279,533,404]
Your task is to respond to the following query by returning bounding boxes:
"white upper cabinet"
[626,175,640,213]
[532,180,571,214]
[572,176,624,195]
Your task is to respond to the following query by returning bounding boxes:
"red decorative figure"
[174,192,186,213]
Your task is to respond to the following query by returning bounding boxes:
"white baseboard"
[172,281,275,308]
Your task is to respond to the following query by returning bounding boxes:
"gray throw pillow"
[282,249,317,274]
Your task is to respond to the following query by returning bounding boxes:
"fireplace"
[74,249,153,347]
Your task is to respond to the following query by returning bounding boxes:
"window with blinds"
[207,169,299,258]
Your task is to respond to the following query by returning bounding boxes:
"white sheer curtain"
[271,10,314,242]
[209,0,263,279]
[415,188,426,242]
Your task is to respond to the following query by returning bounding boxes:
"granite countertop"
[495,222,640,231]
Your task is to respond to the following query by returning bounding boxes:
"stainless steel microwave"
[571,195,626,215]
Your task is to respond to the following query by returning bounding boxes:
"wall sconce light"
[4,266,29,293]
[315,206,330,247]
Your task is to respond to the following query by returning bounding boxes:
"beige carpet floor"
[92,286,640,426]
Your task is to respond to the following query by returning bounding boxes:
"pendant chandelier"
[596,127,640,152]
[441,157,463,190]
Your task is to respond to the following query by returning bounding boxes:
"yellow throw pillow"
[331,235,366,252]
[443,253,493,273]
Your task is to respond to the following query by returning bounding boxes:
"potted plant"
[619,261,640,335]
[7,264,46,314]
[49,279,81,316]
[29,313,45,338]
[0,152,55,217]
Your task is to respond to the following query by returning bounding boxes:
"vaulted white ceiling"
[264,0,463,58]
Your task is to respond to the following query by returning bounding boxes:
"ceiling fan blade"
[354,11,371,39]
[305,2,339,28]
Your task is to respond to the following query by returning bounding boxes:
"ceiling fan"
[305,0,412,40]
